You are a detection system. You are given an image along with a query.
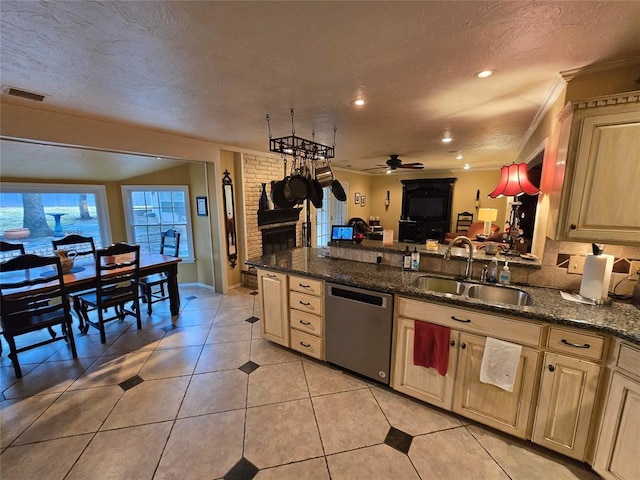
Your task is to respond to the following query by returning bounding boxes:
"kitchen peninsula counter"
[246,247,640,344]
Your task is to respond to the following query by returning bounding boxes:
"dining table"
[59,252,182,321]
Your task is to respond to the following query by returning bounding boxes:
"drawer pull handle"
[299,283,311,288]
[299,320,312,326]
[299,301,312,307]
[451,315,471,323]
[450,340,456,347]
[561,339,590,349]
[300,341,311,348]
[266,274,277,278]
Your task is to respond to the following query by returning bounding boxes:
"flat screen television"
[331,225,354,241]
[407,196,446,221]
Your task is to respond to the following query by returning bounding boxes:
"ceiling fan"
[363,154,424,173]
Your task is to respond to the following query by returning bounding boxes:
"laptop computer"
[330,225,355,242]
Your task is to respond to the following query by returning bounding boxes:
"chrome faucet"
[443,236,474,280]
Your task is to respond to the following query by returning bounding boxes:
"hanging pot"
[331,179,347,202]
[287,174,310,200]
[315,164,334,187]
[272,179,296,209]
[308,178,324,208]
[283,176,297,202]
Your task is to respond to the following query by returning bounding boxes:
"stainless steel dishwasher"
[325,282,394,384]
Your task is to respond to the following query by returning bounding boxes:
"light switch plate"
[568,255,586,275]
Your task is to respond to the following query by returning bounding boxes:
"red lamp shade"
[488,163,539,198]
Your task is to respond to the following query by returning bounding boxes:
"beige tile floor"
[0,286,602,480]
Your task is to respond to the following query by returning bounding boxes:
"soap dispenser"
[411,247,420,271]
[403,246,411,270]
[499,261,511,285]
[488,258,498,283]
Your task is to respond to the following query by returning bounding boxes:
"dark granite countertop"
[328,238,542,268]
[246,247,640,344]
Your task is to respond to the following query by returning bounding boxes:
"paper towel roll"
[580,254,614,301]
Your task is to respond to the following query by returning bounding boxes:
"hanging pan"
[331,178,347,202]
[271,179,296,209]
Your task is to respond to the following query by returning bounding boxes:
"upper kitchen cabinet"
[547,91,640,244]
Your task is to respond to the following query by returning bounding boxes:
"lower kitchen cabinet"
[532,352,601,460]
[593,341,640,479]
[257,269,289,347]
[453,332,540,439]
[289,274,325,360]
[391,317,459,409]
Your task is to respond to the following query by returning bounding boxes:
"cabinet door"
[563,109,640,244]
[533,352,601,460]
[593,372,640,480]
[257,270,289,347]
[453,332,540,439]
[391,318,458,409]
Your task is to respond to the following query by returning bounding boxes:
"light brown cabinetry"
[392,298,542,438]
[549,92,640,244]
[288,274,325,360]
[593,342,640,479]
[532,327,606,460]
[257,269,289,347]
[453,332,540,439]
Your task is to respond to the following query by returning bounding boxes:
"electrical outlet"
[568,255,586,275]
[376,252,383,264]
[630,261,640,279]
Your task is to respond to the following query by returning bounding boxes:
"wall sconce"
[477,208,498,236]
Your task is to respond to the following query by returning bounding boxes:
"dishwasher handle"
[328,285,387,308]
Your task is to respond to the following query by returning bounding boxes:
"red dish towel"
[413,322,451,376]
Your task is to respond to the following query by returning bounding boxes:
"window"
[0,183,110,255]
[316,183,348,248]
[121,186,193,260]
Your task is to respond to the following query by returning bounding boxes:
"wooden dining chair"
[0,240,25,260]
[139,229,180,314]
[76,242,142,344]
[0,254,78,378]
[455,211,474,233]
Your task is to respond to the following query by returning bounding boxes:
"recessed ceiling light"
[475,70,495,79]
[354,99,365,106]
[441,131,452,143]
[463,163,470,170]
[456,154,463,160]
[386,169,392,174]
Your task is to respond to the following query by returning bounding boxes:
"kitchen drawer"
[397,297,543,347]
[290,291,324,316]
[290,308,323,338]
[290,329,323,360]
[547,327,606,361]
[289,275,324,297]
[617,342,640,376]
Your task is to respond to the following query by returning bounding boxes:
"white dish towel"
[480,337,522,392]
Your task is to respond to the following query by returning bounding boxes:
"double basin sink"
[413,275,532,306]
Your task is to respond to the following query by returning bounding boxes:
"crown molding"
[560,56,640,81]
[572,90,640,110]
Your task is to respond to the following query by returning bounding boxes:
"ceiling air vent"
[4,87,46,102]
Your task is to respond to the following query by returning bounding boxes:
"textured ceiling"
[1,1,640,178]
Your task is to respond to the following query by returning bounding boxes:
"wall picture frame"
[196,196,208,216]
[354,192,361,204]
[360,196,366,207]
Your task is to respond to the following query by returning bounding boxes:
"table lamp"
[478,208,498,236]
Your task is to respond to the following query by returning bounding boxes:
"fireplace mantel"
[257,207,302,227]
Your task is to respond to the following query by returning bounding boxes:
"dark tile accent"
[613,258,630,274]
[239,361,260,375]
[119,375,144,391]
[245,316,259,324]
[162,324,178,332]
[185,295,197,301]
[224,457,259,480]
[384,426,413,455]
[250,291,258,296]
[556,253,570,267]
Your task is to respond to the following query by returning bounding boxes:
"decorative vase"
[259,183,269,211]
[54,249,76,274]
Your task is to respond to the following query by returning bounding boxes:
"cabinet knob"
[450,340,456,347]
[460,343,467,349]
[570,224,577,230]
[548,365,555,372]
